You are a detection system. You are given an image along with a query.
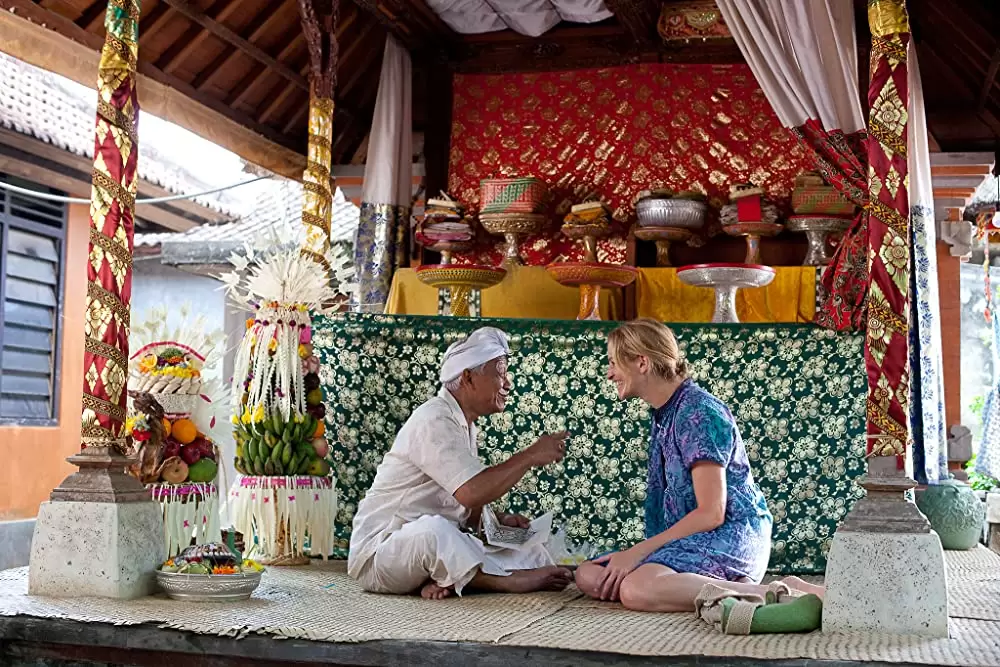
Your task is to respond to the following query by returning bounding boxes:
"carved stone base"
[29,500,165,599]
[822,455,949,637]
[49,447,152,504]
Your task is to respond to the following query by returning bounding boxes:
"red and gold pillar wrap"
[864,0,911,457]
[80,0,141,451]
[300,95,334,268]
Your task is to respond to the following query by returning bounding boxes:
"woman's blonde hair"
[607,318,688,380]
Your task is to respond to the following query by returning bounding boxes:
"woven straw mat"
[2,548,1000,665]
[0,561,577,643]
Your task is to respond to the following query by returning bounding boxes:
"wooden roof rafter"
[158,0,309,92]
[350,0,456,56]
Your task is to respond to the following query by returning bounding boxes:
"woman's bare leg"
[618,564,775,612]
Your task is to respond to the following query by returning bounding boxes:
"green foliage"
[966,454,1000,491]
[970,394,987,421]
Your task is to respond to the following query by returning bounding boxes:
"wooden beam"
[919,37,1000,139]
[158,0,308,90]
[155,0,244,74]
[258,64,308,125]
[603,0,658,49]
[979,47,1000,115]
[0,6,307,178]
[74,1,107,32]
[224,32,304,107]
[337,20,380,99]
[190,1,296,91]
[139,2,176,43]
[350,0,453,53]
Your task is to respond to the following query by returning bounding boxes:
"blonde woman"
[575,319,824,618]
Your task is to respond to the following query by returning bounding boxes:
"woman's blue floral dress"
[640,378,772,582]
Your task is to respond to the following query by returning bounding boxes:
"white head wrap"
[439,327,510,384]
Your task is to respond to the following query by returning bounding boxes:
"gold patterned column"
[51,0,150,501]
[300,94,334,268]
[864,0,911,458]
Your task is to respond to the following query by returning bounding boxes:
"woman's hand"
[591,548,647,601]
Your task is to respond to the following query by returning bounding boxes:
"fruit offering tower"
[125,305,228,557]
[221,234,353,565]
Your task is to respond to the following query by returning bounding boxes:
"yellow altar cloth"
[636,267,816,323]
[386,266,622,320]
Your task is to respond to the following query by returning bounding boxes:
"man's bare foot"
[469,566,574,594]
[781,576,826,600]
[420,581,454,600]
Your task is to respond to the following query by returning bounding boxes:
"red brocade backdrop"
[448,63,815,266]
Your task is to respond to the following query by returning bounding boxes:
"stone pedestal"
[28,447,165,599]
[29,500,165,599]
[821,456,950,638]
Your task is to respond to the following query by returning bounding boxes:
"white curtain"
[355,36,413,313]
[715,0,864,132]
[907,42,948,484]
[362,36,412,208]
[426,0,612,37]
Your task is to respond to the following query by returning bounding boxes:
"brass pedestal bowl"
[545,262,637,321]
[416,264,506,316]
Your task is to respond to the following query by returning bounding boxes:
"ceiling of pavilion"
[3,0,998,164]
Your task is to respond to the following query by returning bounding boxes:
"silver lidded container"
[636,197,708,229]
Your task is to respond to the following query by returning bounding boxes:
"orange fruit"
[171,418,197,444]
[162,418,172,437]
[314,420,325,438]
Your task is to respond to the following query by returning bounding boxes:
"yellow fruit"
[314,421,325,438]
[162,418,171,437]
[171,418,197,444]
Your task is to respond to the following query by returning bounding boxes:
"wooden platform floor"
[2,548,1000,667]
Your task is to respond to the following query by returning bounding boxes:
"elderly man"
[348,327,572,599]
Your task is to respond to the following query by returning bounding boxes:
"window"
[0,174,67,424]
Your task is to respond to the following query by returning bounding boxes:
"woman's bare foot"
[469,566,574,594]
[420,581,454,600]
[781,576,826,600]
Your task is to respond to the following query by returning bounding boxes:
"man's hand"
[524,431,569,466]
[499,512,531,529]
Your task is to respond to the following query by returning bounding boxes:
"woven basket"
[479,178,547,214]
[792,186,855,215]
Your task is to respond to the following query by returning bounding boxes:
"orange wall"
[936,241,962,429]
[0,203,88,520]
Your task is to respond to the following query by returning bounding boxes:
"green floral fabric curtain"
[314,314,866,574]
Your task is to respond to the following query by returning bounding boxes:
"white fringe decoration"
[229,475,338,559]
[148,482,221,557]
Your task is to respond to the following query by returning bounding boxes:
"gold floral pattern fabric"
[314,314,866,574]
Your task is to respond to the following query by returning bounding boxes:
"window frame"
[0,175,69,426]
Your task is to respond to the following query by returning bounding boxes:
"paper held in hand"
[481,504,550,550]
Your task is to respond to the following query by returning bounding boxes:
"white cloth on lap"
[356,514,553,595]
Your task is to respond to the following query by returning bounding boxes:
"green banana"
[252,458,265,476]
[296,457,311,474]
[247,438,259,463]
[264,432,277,449]
[234,458,246,474]
[288,453,302,475]
[274,460,285,475]
[264,460,275,475]
[281,443,293,467]
[270,441,285,463]
[258,440,271,463]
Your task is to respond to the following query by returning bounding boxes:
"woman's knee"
[618,574,653,610]
[574,562,604,598]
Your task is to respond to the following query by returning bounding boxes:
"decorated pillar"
[864,0,912,460]
[297,0,340,271]
[821,0,949,638]
[30,0,165,600]
[49,0,152,504]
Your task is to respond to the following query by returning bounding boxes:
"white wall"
[132,259,240,526]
